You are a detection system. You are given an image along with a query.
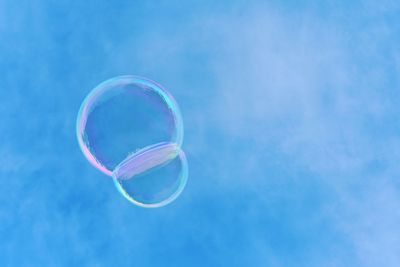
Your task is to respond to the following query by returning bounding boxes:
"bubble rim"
[76,75,184,177]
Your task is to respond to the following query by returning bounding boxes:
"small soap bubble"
[113,142,188,208]
[76,75,188,207]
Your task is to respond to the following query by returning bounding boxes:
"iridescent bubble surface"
[76,75,187,207]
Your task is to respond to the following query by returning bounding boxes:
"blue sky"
[1,0,400,266]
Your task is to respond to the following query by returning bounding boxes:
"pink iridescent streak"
[76,83,113,176]
[113,142,179,180]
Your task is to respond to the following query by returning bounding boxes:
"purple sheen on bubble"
[113,142,180,180]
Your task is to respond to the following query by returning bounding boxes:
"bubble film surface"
[76,75,187,207]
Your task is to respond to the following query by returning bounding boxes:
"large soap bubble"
[76,75,188,207]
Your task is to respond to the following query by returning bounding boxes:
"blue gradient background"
[1,1,400,266]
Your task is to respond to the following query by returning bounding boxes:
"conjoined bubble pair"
[76,76,188,208]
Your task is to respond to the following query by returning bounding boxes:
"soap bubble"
[113,142,188,208]
[76,75,187,207]
[76,75,184,175]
